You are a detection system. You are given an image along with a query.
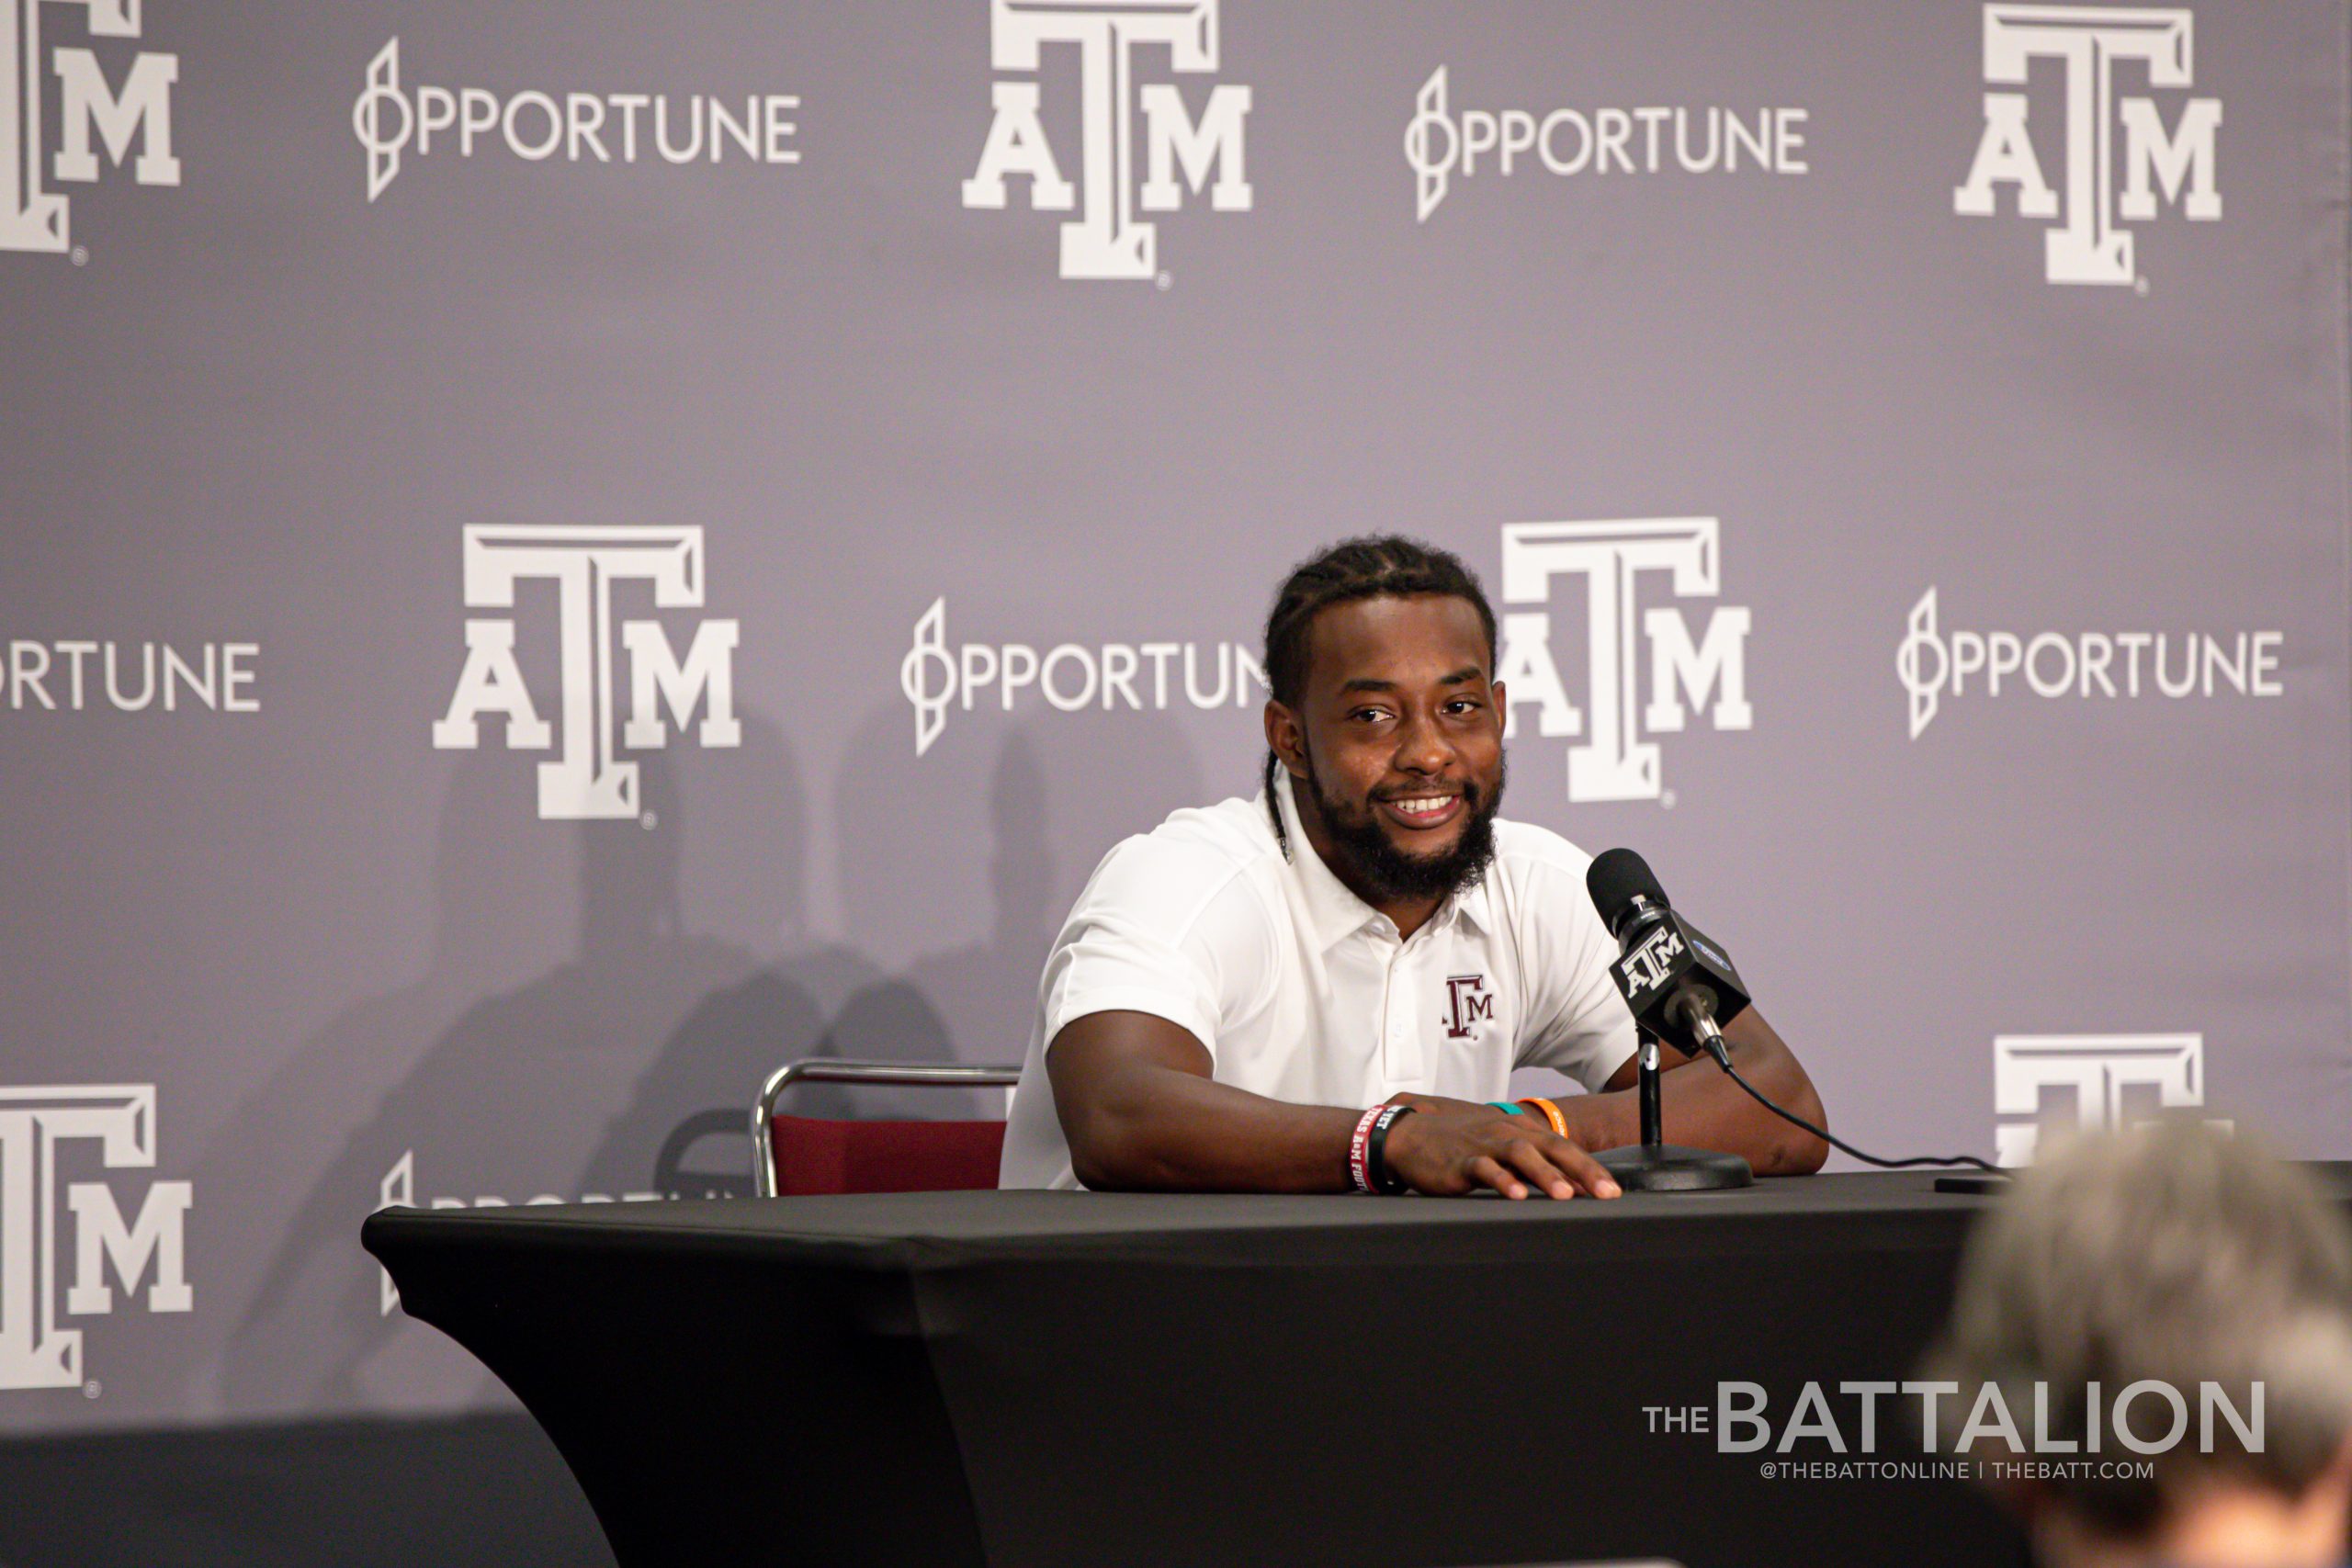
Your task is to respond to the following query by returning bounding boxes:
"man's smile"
[1376,791,1464,831]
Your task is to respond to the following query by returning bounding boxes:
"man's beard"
[1300,752,1505,907]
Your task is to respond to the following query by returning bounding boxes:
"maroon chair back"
[766,1112,1009,1196]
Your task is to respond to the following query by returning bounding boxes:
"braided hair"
[1258,536,1499,855]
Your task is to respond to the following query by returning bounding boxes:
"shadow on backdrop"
[186,744,571,1419]
[815,703,1215,1118]
[209,695,1225,1416]
[211,714,876,1416]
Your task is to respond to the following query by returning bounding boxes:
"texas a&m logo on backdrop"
[1497,519,1752,806]
[962,0,1251,280]
[1,0,178,255]
[1954,4,2221,288]
[434,526,741,821]
[1993,1033,2230,1166]
[0,1085,191,1392]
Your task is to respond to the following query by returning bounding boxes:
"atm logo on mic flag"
[1621,925,1687,998]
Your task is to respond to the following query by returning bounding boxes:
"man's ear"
[1490,679,1506,731]
[1263,700,1306,779]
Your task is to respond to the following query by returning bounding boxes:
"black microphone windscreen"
[1586,848,1669,940]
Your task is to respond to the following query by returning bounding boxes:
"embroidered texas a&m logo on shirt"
[1444,975,1494,1039]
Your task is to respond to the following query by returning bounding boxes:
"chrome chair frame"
[750,1059,1023,1199]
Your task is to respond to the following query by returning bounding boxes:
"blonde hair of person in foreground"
[1929,1119,2352,1568]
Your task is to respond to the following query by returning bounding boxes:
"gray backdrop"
[2,0,2345,1438]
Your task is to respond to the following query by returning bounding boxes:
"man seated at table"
[1929,1120,2352,1568]
[999,536,1827,1195]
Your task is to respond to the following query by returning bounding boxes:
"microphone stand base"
[1595,1144,1754,1192]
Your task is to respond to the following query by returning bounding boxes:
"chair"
[750,1059,1023,1198]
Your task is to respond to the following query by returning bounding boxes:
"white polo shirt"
[999,770,1639,1190]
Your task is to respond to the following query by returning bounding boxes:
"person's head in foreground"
[1931,1120,2352,1568]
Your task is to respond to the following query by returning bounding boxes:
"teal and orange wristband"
[1520,1097,1570,1137]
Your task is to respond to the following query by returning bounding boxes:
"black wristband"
[1366,1104,1416,1196]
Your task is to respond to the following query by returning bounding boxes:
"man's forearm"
[1059,1061,1365,1192]
[1560,1018,1830,1175]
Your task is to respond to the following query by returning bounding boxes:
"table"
[364,1173,2029,1568]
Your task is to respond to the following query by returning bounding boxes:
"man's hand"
[1379,1096,1623,1200]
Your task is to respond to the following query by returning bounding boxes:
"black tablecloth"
[366,1173,2032,1568]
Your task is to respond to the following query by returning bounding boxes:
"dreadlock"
[1258,536,1499,856]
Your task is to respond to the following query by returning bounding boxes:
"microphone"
[1585,848,1749,1069]
[1581,849,2008,1183]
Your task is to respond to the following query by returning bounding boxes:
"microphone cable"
[1710,1051,2005,1176]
